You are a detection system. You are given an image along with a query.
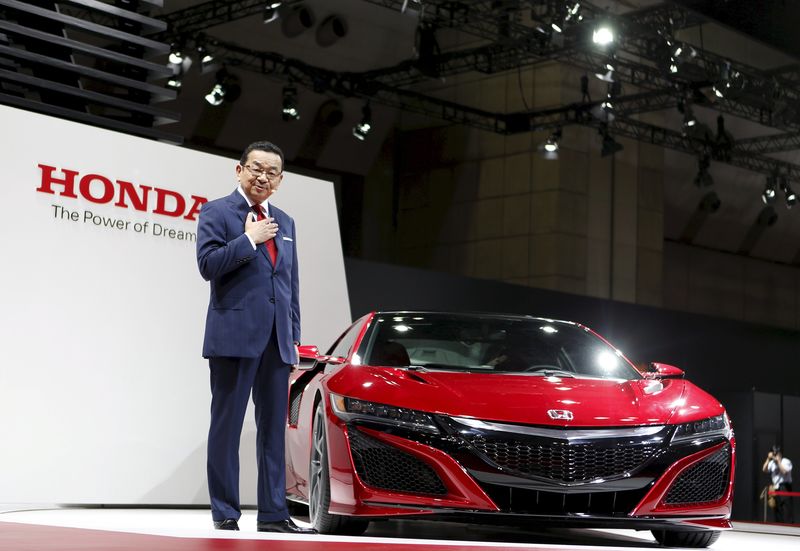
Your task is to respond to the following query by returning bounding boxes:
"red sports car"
[287,312,735,547]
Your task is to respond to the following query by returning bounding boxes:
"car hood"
[328,366,723,427]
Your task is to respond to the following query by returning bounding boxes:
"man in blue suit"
[197,141,314,534]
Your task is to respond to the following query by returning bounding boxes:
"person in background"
[763,445,794,524]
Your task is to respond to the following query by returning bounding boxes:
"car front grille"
[480,482,650,516]
[466,435,658,483]
[348,427,448,496]
[662,445,731,506]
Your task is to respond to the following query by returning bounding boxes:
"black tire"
[652,529,721,548]
[309,400,370,536]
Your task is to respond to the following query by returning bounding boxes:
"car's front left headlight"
[671,413,732,443]
[330,393,440,434]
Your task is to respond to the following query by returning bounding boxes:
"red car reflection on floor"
[286,312,735,548]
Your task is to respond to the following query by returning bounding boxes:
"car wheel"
[309,400,370,535]
[652,529,721,548]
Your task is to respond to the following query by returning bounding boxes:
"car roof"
[372,311,579,326]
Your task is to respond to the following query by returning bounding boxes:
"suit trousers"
[207,329,290,522]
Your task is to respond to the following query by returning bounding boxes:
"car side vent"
[663,445,730,506]
[348,427,447,495]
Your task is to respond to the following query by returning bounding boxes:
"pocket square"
[282,236,294,241]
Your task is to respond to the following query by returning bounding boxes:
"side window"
[328,321,362,360]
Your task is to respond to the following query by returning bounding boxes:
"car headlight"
[329,393,440,434]
[671,413,732,443]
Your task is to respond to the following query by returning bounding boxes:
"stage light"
[712,61,742,99]
[205,83,225,106]
[595,61,616,82]
[168,43,185,65]
[352,103,372,141]
[780,178,797,208]
[592,22,614,46]
[677,99,696,129]
[264,2,282,24]
[196,44,219,74]
[599,126,622,157]
[205,69,240,106]
[543,127,562,152]
[166,76,182,90]
[667,43,696,75]
[694,154,713,187]
[281,4,315,38]
[762,175,777,205]
[282,86,300,121]
[699,190,721,213]
[551,2,581,34]
[316,15,348,47]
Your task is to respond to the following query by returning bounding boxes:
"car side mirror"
[645,362,685,379]
[298,345,319,360]
[294,345,346,370]
[294,344,320,371]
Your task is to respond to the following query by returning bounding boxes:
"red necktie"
[252,205,278,265]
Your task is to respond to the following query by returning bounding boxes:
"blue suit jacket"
[197,189,300,364]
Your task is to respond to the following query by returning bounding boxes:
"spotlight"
[166,76,182,90]
[168,42,185,65]
[316,14,348,47]
[205,83,225,106]
[699,190,721,213]
[544,127,562,153]
[281,4,315,38]
[677,99,696,129]
[551,2,582,34]
[595,60,616,82]
[196,44,219,74]
[599,126,623,157]
[712,61,743,99]
[352,102,372,141]
[205,69,240,106]
[694,154,713,187]
[167,40,192,72]
[592,21,615,46]
[780,178,797,208]
[282,86,300,121]
[264,1,282,24]
[667,42,696,75]
[762,175,777,205]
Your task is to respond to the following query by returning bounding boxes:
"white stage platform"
[1,505,799,551]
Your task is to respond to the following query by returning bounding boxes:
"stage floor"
[1,506,798,551]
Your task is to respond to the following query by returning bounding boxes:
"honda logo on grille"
[547,409,574,420]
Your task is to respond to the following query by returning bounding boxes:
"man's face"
[236,150,283,204]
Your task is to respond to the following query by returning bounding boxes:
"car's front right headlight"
[329,393,440,434]
[671,413,732,443]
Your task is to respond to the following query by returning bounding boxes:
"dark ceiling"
[3,0,800,268]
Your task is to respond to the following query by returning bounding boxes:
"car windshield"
[360,313,641,380]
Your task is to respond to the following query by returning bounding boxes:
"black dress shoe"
[257,519,316,534]
[213,519,240,530]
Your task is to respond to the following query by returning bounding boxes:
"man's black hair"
[240,141,284,168]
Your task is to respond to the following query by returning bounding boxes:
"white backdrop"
[0,104,351,505]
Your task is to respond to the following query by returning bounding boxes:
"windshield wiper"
[527,369,577,378]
